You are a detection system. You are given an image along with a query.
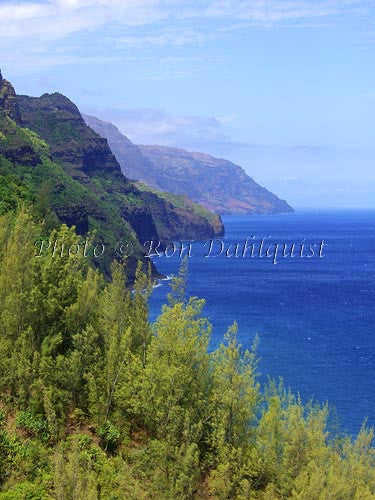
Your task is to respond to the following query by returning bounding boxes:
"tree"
[0,209,40,402]
[206,325,261,499]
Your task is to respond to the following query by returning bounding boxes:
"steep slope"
[0,71,146,277]
[135,182,225,237]
[83,114,293,215]
[0,70,21,123]
[14,87,223,242]
[0,70,223,279]
[141,146,294,214]
[82,114,160,186]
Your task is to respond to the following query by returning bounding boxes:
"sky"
[0,0,374,208]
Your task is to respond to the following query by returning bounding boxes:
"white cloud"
[0,0,170,40]
[0,0,371,41]
[83,107,230,147]
[119,28,226,47]
[0,0,373,72]
[180,0,370,22]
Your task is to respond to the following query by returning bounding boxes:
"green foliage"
[0,169,33,215]
[97,421,121,453]
[22,128,49,156]
[136,181,221,226]
[15,412,50,442]
[52,436,100,500]
[0,481,51,500]
[0,208,374,499]
[0,111,145,278]
[205,326,261,499]
[0,416,24,486]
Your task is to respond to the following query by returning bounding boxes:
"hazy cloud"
[0,0,372,42]
[0,0,373,72]
[82,106,231,147]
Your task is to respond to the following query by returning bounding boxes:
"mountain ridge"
[83,114,293,215]
[0,70,223,278]
[15,89,224,243]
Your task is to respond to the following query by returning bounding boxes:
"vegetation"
[1,77,224,280]
[16,90,224,246]
[1,69,372,498]
[0,207,375,499]
[135,181,223,229]
[0,110,145,277]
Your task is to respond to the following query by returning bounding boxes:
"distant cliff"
[82,114,160,186]
[84,114,293,215]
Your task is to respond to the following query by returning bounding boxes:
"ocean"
[148,210,375,436]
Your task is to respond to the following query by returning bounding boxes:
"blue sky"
[1,0,374,208]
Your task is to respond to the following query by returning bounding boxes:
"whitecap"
[161,275,173,281]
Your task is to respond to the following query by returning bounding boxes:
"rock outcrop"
[0,70,22,123]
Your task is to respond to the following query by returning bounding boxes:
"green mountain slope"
[0,70,223,277]
[0,96,144,277]
[16,88,224,242]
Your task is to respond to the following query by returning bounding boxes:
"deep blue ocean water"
[148,210,375,436]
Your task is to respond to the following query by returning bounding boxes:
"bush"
[97,421,121,453]
[15,412,50,442]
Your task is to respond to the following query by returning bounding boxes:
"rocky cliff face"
[0,74,147,278]
[0,70,22,123]
[0,70,223,279]
[84,114,293,215]
[0,74,41,167]
[139,146,294,215]
[15,86,223,244]
[17,93,122,180]
[82,114,160,186]
[0,114,42,167]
